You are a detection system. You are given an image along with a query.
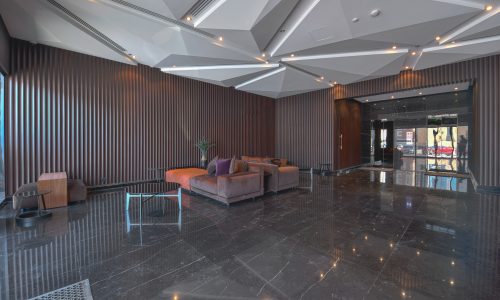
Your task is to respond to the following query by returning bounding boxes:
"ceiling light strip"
[193,0,227,27]
[423,34,500,52]
[281,48,409,62]
[235,67,287,89]
[431,0,487,10]
[161,64,279,72]
[439,8,499,44]
[268,0,321,57]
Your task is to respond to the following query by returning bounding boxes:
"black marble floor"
[1,170,499,300]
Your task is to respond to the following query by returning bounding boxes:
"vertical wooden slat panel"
[5,39,275,194]
[276,54,500,188]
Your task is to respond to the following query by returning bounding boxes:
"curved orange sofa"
[165,168,207,190]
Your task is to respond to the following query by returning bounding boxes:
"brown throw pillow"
[230,158,249,174]
[207,155,218,175]
[229,156,237,174]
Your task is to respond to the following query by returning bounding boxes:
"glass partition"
[361,88,472,175]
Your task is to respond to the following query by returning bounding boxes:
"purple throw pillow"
[215,159,231,176]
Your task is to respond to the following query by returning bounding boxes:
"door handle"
[340,134,343,150]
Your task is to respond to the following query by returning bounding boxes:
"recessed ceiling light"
[131,55,136,59]
[486,5,493,11]
[391,96,395,99]
[365,99,369,102]
[411,51,417,56]
[218,36,223,41]
[261,53,266,57]
[392,46,397,50]
[454,87,458,90]
[333,81,337,84]
[405,66,410,69]
[320,76,324,80]
[290,54,295,57]
[418,92,423,95]
[172,65,176,68]
[370,9,381,17]
[352,17,359,23]
[435,36,441,41]
[186,16,192,21]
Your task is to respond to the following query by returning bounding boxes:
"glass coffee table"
[124,182,182,242]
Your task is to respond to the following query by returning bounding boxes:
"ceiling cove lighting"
[438,7,499,44]
[235,67,287,89]
[193,0,227,27]
[161,63,279,72]
[423,35,500,53]
[282,48,408,62]
[268,0,321,56]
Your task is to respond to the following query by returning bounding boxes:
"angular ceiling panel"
[284,49,408,84]
[57,0,258,67]
[1,0,499,99]
[236,67,331,98]
[271,0,482,56]
[0,0,133,64]
[415,36,500,70]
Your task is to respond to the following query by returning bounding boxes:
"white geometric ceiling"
[1,0,499,99]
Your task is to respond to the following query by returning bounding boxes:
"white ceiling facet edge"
[161,63,280,87]
[354,82,471,103]
[235,66,331,98]
[267,0,483,57]
[415,34,500,70]
[282,48,409,84]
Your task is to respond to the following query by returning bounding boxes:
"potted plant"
[195,137,215,168]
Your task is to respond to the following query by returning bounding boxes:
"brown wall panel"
[276,54,500,188]
[5,39,275,194]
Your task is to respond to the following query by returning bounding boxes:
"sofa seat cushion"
[218,172,261,198]
[278,166,299,186]
[166,168,208,190]
[190,175,218,195]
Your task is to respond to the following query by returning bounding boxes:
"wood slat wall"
[5,39,275,194]
[276,54,500,188]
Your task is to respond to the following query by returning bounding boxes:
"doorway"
[371,120,394,168]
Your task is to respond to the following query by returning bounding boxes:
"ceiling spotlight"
[261,53,266,57]
[370,9,381,17]
[333,81,337,84]
[320,76,324,80]
[392,46,397,50]
[454,87,458,90]
[186,16,192,21]
[218,36,223,41]
[131,55,136,59]
[352,17,359,23]
[486,5,493,11]
[435,36,441,41]
[411,51,417,56]
[405,66,410,69]
[391,96,395,99]
[172,65,176,68]
[418,92,423,95]
[365,99,369,102]
[290,54,295,57]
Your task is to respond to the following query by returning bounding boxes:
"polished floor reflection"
[1,170,499,299]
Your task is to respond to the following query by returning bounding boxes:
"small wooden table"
[37,172,68,208]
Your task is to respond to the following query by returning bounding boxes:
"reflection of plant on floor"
[195,137,215,163]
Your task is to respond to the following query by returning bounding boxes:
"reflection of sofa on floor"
[242,156,299,193]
